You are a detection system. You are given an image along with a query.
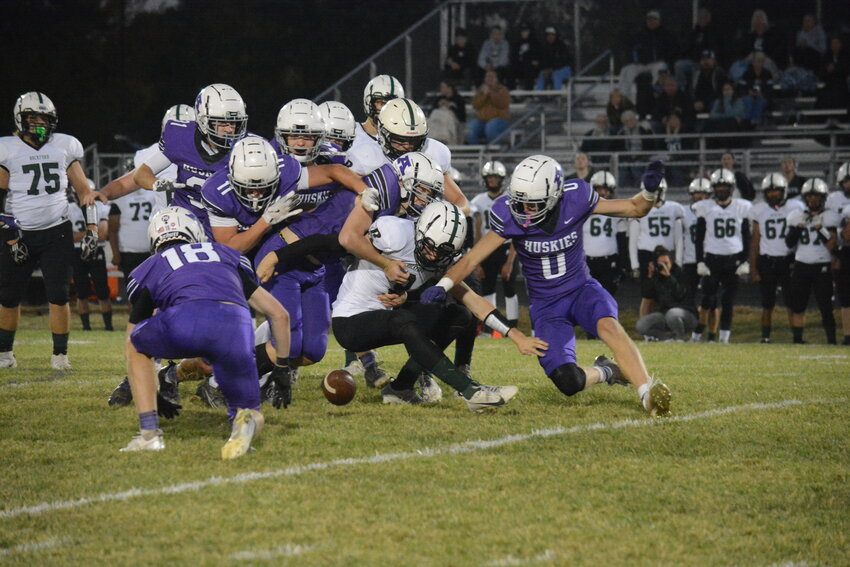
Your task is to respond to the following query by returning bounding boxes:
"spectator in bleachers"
[618,10,679,102]
[606,89,635,131]
[692,50,726,114]
[780,157,807,199]
[580,114,616,162]
[741,84,769,129]
[477,26,510,85]
[817,36,850,110]
[616,110,653,187]
[740,51,774,94]
[720,152,755,200]
[652,76,694,132]
[510,24,540,90]
[708,82,744,129]
[565,152,595,182]
[674,7,722,92]
[444,29,477,89]
[535,27,572,91]
[734,10,786,77]
[466,70,510,145]
[427,81,466,146]
[793,14,826,72]
[662,113,690,187]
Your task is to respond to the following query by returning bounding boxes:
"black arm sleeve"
[239,269,260,300]
[785,225,801,248]
[695,217,706,262]
[128,287,155,324]
[0,188,7,213]
[740,219,751,262]
[274,233,345,264]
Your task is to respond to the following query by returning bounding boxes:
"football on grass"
[322,369,356,406]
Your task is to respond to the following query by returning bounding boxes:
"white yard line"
[0,537,68,558]
[230,544,316,561]
[486,550,560,566]
[0,399,808,521]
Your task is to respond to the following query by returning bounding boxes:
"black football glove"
[270,364,292,409]
[156,392,182,419]
[641,160,665,193]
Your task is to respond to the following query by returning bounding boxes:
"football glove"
[262,193,303,226]
[0,213,21,231]
[640,160,665,192]
[152,178,186,193]
[156,392,182,419]
[360,187,380,213]
[808,213,823,230]
[270,364,292,409]
[697,262,711,276]
[735,261,750,276]
[420,286,447,304]
[80,230,99,261]
[9,237,28,265]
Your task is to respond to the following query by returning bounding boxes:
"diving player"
[420,156,672,417]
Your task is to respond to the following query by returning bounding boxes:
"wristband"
[484,309,513,336]
[818,228,831,242]
[84,204,99,226]
[275,357,288,367]
[640,189,657,202]
[436,276,454,291]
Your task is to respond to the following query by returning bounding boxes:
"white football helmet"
[147,206,208,252]
[447,167,463,185]
[275,99,325,163]
[640,177,668,203]
[377,98,428,160]
[393,152,444,218]
[161,104,196,130]
[688,177,712,196]
[318,101,356,151]
[228,138,280,212]
[194,83,248,150]
[801,177,828,212]
[760,173,788,207]
[481,160,507,193]
[508,155,564,227]
[14,92,58,143]
[589,170,617,195]
[363,74,405,121]
[709,168,736,202]
[836,162,850,192]
[415,201,467,269]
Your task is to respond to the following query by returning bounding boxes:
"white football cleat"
[0,351,17,368]
[464,384,518,412]
[120,430,165,452]
[343,359,364,377]
[642,376,672,417]
[51,353,72,370]
[221,409,257,460]
[417,373,443,403]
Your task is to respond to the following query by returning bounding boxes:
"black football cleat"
[594,355,629,386]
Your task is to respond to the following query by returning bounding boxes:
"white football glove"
[697,262,711,276]
[80,230,99,261]
[262,193,303,226]
[735,261,750,276]
[808,212,823,230]
[152,178,186,193]
[360,187,380,213]
[9,236,28,265]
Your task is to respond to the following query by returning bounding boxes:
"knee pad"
[547,363,586,397]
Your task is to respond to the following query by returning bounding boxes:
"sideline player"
[121,207,291,459]
[0,92,100,369]
[583,170,628,297]
[420,156,672,416]
[826,163,850,345]
[69,183,113,330]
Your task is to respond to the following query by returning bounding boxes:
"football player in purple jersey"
[121,207,292,459]
[420,156,672,417]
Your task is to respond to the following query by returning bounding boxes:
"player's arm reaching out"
[338,197,409,284]
[303,164,367,194]
[133,151,181,193]
[595,160,664,219]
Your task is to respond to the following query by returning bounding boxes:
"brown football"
[322,369,356,406]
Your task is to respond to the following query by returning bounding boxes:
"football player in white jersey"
[583,171,628,296]
[628,179,684,330]
[332,201,544,410]
[69,181,112,331]
[0,92,100,370]
[785,178,840,344]
[691,168,753,343]
[749,173,804,343]
[681,178,711,306]
[470,160,519,327]
[826,162,850,345]
[348,88,470,214]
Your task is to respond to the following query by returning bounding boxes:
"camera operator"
[636,246,697,341]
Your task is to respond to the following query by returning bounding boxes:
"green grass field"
[1,309,848,566]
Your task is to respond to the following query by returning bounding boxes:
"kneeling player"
[332,201,545,410]
[121,207,291,459]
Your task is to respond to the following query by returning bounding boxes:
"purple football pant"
[130,300,259,420]
[255,233,329,363]
[529,279,619,375]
